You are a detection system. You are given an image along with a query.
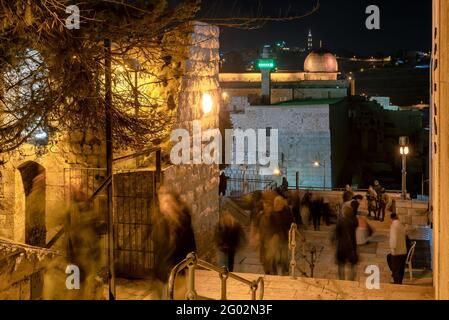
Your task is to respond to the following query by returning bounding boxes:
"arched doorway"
[17,161,46,300]
[18,161,46,247]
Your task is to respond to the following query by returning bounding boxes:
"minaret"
[308,29,313,51]
[260,46,271,105]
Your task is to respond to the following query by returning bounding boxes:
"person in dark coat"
[322,201,333,226]
[219,171,228,196]
[259,196,294,275]
[300,190,313,227]
[310,195,324,231]
[289,190,301,224]
[152,188,196,298]
[214,212,246,272]
[255,189,278,273]
[334,206,359,281]
[249,190,263,226]
[280,177,289,196]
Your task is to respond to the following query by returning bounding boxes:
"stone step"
[194,270,435,300]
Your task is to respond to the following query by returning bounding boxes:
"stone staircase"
[112,270,435,300]
[232,212,433,287]
[194,270,434,300]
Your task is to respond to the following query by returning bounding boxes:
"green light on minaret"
[257,59,275,69]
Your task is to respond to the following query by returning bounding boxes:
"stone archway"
[18,161,46,247]
[17,161,46,300]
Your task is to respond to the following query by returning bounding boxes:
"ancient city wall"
[162,22,220,263]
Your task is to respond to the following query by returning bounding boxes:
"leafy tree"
[0,0,201,153]
[0,0,320,154]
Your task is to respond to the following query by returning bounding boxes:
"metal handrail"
[168,252,264,300]
[287,186,403,193]
[288,223,318,279]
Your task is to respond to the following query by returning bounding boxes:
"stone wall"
[394,200,429,226]
[0,21,221,283]
[0,134,105,246]
[432,0,449,300]
[161,22,220,263]
[230,104,332,188]
[0,239,58,299]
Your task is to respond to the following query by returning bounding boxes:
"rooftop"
[273,98,345,106]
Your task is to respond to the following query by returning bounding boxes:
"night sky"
[201,0,432,55]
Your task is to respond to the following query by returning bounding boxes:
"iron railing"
[288,223,321,279]
[226,178,275,197]
[168,252,264,300]
[287,186,403,193]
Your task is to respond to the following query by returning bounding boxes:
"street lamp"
[273,167,282,176]
[399,136,410,200]
[313,159,326,190]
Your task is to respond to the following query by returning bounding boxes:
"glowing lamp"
[202,93,213,114]
[273,168,281,176]
[400,146,409,155]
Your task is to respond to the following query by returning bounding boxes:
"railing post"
[310,247,316,278]
[301,239,306,273]
[289,223,297,279]
[250,281,258,300]
[219,267,229,300]
[185,252,198,300]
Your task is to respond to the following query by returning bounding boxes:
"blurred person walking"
[334,206,359,281]
[366,186,378,219]
[377,188,389,222]
[342,184,354,203]
[214,212,246,272]
[152,188,196,299]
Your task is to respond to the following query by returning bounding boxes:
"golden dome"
[304,49,338,73]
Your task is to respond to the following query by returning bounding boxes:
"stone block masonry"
[0,239,59,299]
[161,22,220,263]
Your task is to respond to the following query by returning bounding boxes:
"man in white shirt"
[388,213,408,284]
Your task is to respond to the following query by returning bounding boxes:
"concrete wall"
[432,0,449,300]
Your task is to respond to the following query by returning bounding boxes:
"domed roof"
[304,49,338,73]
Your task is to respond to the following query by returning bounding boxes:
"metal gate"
[112,170,155,278]
[64,168,156,279]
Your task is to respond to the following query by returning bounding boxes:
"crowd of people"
[340,181,412,284]
[151,178,413,299]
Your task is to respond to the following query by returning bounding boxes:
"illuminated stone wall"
[162,22,220,263]
[432,0,449,300]
[229,103,332,189]
[0,22,220,273]
[0,134,106,245]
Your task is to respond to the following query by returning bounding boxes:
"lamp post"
[313,159,326,190]
[399,136,410,200]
